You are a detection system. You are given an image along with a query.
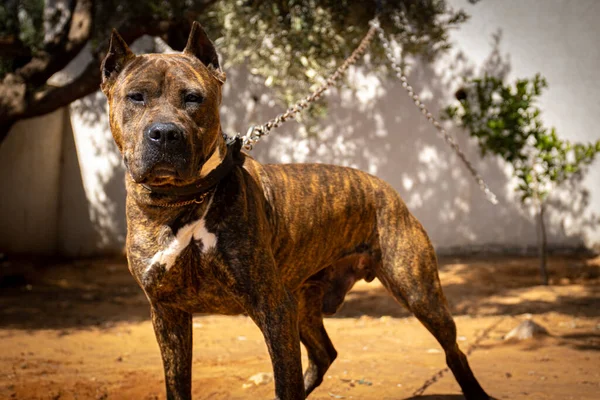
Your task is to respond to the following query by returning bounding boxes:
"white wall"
[220,0,600,252]
[0,110,65,254]
[1,0,598,255]
[57,97,126,256]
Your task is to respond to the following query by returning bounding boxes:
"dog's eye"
[184,93,203,104]
[127,92,144,103]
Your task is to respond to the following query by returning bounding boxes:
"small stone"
[244,372,273,387]
[504,320,549,341]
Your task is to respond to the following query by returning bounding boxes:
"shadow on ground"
[337,255,600,319]
[557,332,600,352]
[0,255,598,331]
[0,256,149,330]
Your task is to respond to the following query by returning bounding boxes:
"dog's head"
[100,22,226,187]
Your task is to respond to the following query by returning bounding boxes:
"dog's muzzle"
[137,122,192,182]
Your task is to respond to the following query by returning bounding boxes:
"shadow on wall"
[219,31,596,252]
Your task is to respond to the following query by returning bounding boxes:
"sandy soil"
[0,255,599,400]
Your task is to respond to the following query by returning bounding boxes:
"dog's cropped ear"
[184,21,226,83]
[101,30,135,93]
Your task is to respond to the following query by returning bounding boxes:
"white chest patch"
[149,195,217,271]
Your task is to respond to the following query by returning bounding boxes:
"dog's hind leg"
[375,203,490,399]
[297,283,338,396]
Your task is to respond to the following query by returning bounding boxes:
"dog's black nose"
[145,123,184,148]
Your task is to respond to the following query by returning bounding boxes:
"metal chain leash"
[370,18,498,205]
[241,15,498,205]
[241,23,378,150]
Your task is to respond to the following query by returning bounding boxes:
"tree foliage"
[208,0,471,117]
[0,0,476,142]
[445,74,600,203]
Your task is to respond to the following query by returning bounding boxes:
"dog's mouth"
[129,161,190,187]
[146,164,186,185]
[151,164,178,178]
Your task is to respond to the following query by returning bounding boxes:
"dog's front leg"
[151,304,192,400]
[246,288,305,400]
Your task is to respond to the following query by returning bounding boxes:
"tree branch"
[25,61,101,120]
[16,0,94,86]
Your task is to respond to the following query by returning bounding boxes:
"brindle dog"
[100,22,491,400]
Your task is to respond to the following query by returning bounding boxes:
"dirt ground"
[0,255,598,400]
